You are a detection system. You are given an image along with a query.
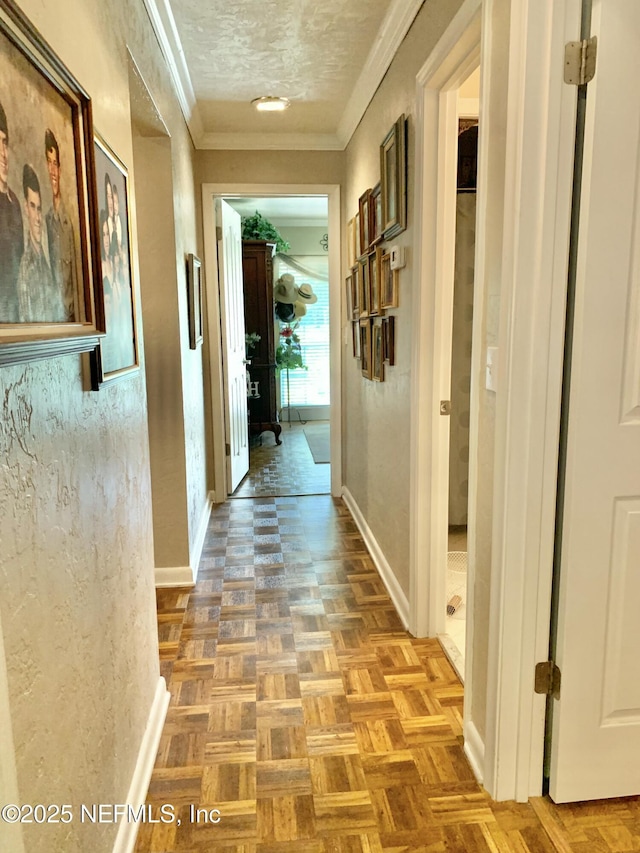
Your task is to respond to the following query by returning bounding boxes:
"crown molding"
[337,0,424,147]
[141,0,204,144]
[199,132,344,151]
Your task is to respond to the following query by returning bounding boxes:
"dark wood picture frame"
[383,315,395,365]
[351,263,361,320]
[370,182,382,245]
[90,134,139,388]
[380,114,407,240]
[369,246,383,316]
[352,319,361,359]
[358,188,371,256]
[0,0,104,366]
[380,251,399,309]
[358,257,369,318]
[187,252,203,349]
[360,318,372,379]
[372,320,384,382]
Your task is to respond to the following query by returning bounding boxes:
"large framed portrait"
[90,135,138,388]
[0,1,104,366]
[380,114,407,240]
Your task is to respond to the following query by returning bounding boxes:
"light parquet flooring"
[136,495,640,853]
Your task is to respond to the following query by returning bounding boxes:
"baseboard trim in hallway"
[342,486,410,629]
[113,677,170,853]
[155,496,213,588]
[463,718,485,786]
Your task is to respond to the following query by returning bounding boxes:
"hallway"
[134,494,588,853]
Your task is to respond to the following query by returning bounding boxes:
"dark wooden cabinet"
[242,240,282,445]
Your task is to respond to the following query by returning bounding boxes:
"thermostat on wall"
[390,245,406,270]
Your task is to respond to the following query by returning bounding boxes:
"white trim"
[463,718,485,784]
[112,677,170,853]
[200,132,343,151]
[0,613,25,853]
[154,566,195,587]
[140,0,204,144]
[202,183,342,501]
[189,494,212,582]
[342,487,410,630]
[438,632,465,683]
[337,0,424,146]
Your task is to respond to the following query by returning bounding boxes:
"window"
[276,258,330,408]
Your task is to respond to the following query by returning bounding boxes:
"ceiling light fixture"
[251,96,291,112]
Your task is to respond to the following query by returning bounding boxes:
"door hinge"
[225,442,231,456]
[216,226,223,241]
[564,36,597,86]
[535,660,561,698]
[440,400,451,415]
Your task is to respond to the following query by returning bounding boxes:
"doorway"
[201,183,342,503]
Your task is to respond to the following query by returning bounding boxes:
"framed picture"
[187,253,203,349]
[383,315,395,365]
[351,319,361,359]
[347,217,356,268]
[380,251,399,309]
[90,135,138,388]
[372,321,384,382]
[0,1,104,366]
[345,273,353,320]
[370,182,382,245]
[351,263,361,320]
[358,257,369,317]
[360,318,372,379]
[368,246,383,316]
[358,188,371,256]
[380,114,407,240]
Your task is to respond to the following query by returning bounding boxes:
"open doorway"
[226,195,331,499]
[442,67,480,680]
[201,183,342,504]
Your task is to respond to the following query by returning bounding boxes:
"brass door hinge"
[564,36,597,86]
[535,660,561,698]
[225,442,231,456]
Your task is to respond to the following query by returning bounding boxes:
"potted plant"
[241,211,290,253]
[276,323,306,422]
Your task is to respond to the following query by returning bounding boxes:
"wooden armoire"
[242,240,282,445]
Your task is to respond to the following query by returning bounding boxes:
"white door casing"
[549,0,640,803]
[216,199,249,494]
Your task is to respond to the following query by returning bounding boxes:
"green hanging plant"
[275,323,307,371]
[241,211,290,253]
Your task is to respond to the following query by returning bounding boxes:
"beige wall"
[0,0,201,850]
[343,0,466,597]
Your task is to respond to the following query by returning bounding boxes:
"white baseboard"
[112,676,170,853]
[190,493,213,583]
[154,494,212,588]
[463,718,485,784]
[341,486,410,629]
[154,565,195,587]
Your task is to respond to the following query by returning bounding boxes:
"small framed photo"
[358,257,369,317]
[380,114,407,240]
[346,273,353,319]
[383,315,395,365]
[370,182,382,245]
[368,246,383,316]
[372,320,384,382]
[358,188,371,256]
[0,2,104,366]
[187,253,203,349]
[360,318,372,379]
[352,319,361,358]
[90,135,139,388]
[351,263,361,319]
[380,251,399,309]
[347,217,356,268]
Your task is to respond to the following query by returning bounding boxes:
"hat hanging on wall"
[275,301,296,323]
[274,273,298,304]
[296,282,317,304]
[294,303,307,319]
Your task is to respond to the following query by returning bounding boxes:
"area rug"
[303,422,330,464]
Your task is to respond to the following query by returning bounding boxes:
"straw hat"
[294,303,307,319]
[274,274,298,303]
[296,282,317,304]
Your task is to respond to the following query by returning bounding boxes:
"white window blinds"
[276,256,330,407]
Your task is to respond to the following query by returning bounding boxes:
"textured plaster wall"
[0,0,202,849]
[343,0,467,598]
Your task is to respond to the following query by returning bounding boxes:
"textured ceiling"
[167,0,394,139]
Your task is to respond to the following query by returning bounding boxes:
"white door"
[549,0,640,802]
[216,199,249,493]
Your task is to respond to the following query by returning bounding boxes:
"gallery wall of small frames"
[345,114,406,382]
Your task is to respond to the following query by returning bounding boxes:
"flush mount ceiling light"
[251,96,291,112]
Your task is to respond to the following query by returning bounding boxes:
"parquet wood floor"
[136,495,640,853]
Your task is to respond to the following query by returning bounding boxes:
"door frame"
[201,183,342,501]
[410,0,581,800]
